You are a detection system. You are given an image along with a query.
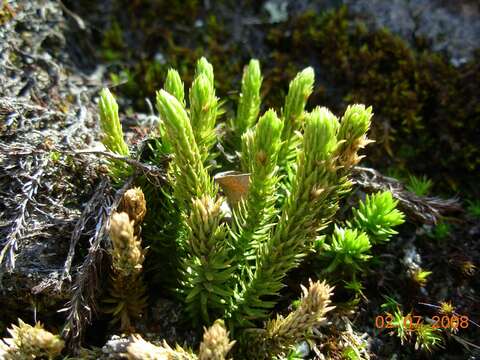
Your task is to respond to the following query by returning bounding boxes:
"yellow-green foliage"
[260,280,334,358]
[123,320,234,360]
[104,188,148,332]
[323,226,372,273]
[350,191,405,244]
[0,319,64,360]
[99,88,129,157]
[98,88,132,181]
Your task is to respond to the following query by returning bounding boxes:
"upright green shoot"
[235,59,263,148]
[98,88,132,181]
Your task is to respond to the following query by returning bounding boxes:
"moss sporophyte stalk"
[94,57,405,359]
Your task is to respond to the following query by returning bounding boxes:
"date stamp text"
[374,313,470,330]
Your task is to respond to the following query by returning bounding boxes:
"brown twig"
[1,146,169,184]
[60,177,134,349]
[58,180,110,289]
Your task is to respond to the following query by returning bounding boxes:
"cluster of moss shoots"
[4,57,452,359]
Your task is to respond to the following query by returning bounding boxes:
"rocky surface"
[269,0,480,65]
[344,0,480,65]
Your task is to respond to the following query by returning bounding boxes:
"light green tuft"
[99,88,129,156]
[156,89,215,207]
[195,57,214,87]
[189,73,218,158]
[98,88,132,181]
[234,109,283,257]
[338,104,372,142]
[323,226,371,273]
[350,191,405,244]
[283,67,315,127]
[164,68,185,105]
[278,67,315,167]
[236,59,263,137]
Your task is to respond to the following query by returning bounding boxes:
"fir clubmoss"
[349,191,405,244]
[260,280,334,358]
[234,59,263,144]
[153,60,374,340]
[98,88,132,181]
[105,188,148,332]
[189,71,219,162]
[98,56,387,358]
[156,89,216,207]
[0,319,64,360]
[336,104,373,170]
[229,107,345,326]
[105,211,147,332]
[120,187,147,233]
[164,68,185,106]
[182,195,234,323]
[99,88,129,157]
[233,109,283,257]
[278,67,315,168]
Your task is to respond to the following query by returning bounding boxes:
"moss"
[101,21,125,62]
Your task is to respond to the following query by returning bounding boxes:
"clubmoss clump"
[96,55,443,358]
[98,54,379,357]
[153,57,376,358]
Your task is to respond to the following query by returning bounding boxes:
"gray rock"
[344,0,480,65]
